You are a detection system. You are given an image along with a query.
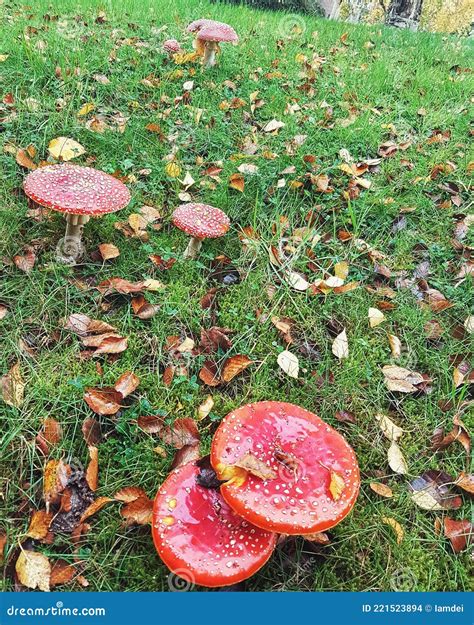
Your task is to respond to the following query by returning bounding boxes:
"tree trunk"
[386,0,424,30]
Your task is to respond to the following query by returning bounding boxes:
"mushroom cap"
[211,401,360,535]
[163,39,181,54]
[187,19,238,43]
[152,460,276,587]
[23,164,131,216]
[172,203,230,239]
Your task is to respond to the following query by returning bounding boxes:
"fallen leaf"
[13,247,36,273]
[0,532,6,564]
[16,148,37,170]
[329,471,345,501]
[80,497,113,523]
[277,350,299,379]
[375,414,403,442]
[36,418,62,453]
[443,518,472,553]
[114,486,149,503]
[455,472,474,495]
[197,395,214,420]
[136,415,164,433]
[388,334,402,359]
[114,371,140,399]
[235,453,277,481]
[229,172,245,192]
[171,444,200,470]
[382,517,404,544]
[382,365,425,393]
[332,329,349,360]
[199,360,221,386]
[161,418,200,449]
[50,560,76,587]
[368,307,385,328]
[98,243,120,260]
[410,470,462,511]
[387,441,408,474]
[25,510,53,540]
[43,459,71,511]
[131,295,160,320]
[48,137,85,161]
[84,387,122,415]
[335,410,356,424]
[65,314,116,337]
[16,550,51,592]
[464,315,474,334]
[82,418,101,445]
[85,446,98,491]
[370,482,393,498]
[120,497,153,526]
[263,119,285,133]
[285,271,310,291]
[1,362,25,408]
[221,355,253,383]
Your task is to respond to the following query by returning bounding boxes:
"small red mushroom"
[186,19,238,68]
[23,164,130,263]
[152,460,276,588]
[172,202,230,259]
[162,39,181,55]
[210,401,360,535]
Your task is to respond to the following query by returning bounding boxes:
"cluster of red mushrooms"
[152,401,360,588]
[22,18,237,264]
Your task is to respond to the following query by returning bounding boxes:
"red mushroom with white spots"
[210,401,360,535]
[186,19,238,68]
[162,39,182,56]
[172,202,230,260]
[152,460,276,588]
[23,164,130,264]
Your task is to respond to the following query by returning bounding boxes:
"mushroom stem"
[58,213,90,263]
[183,236,203,259]
[202,41,218,68]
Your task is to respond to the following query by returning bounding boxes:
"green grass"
[1,0,473,592]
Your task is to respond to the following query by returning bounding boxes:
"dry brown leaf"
[229,173,245,192]
[199,360,221,386]
[370,482,393,498]
[25,510,53,540]
[131,295,160,320]
[43,459,71,511]
[81,417,102,446]
[221,355,253,383]
[0,532,6,564]
[388,334,402,359]
[120,496,153,526]
[410,470,462,511]
[235,453,277,481]
[84,387,122,415]
[455,471,474,495]
[50,560,76,587]
[85,446,98,491]
[136,415,164,433]
[114,371,140,399]
[382,516,404,544]
[170,443,200,469]
[98,243,120,260]
[160,418,200,449]
[329,471,345,501]
[16,550,51,592]
[382,365,424,393]
[80,497,113,523]
[114,486,149,503]
[443,518,472,553]
[65,314,116,337]
[16,148,37,169]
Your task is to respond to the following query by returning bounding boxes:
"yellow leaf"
[388,334,402,358]
[334,261,349,281]
[1,362,25,408]
[16,550,51,592]
[48,137,86,162]
[229,173,245,192]
[0,55,9,62]
[382,516,404,544]
[165,162,181,178]
[329,471,345,501]
[368,307,385,328]
[77,102,95,117]
[197,395,214,420]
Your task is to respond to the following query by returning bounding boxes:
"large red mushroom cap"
[172,203,230,240]
[186,19,238,43]
[23,164,131,216]
[211,401,360,535]
[152,460,276,588]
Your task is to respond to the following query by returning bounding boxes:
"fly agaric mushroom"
[23,164,130,264]
[152,460,276,588]
[172,203,230,259]
[163,39,181,55]
[186,19,238,68]
[210,401,360,535]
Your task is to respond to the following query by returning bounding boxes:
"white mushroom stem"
[183,236,203,259]
[202,41,219,68]
[59,213,90,262]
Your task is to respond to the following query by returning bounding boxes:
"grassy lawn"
[1,0,472,592]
